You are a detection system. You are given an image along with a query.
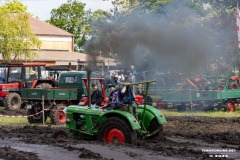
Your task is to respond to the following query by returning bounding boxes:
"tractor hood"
[66,105,103,116]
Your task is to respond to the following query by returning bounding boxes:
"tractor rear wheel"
[50,104,67,125]
[4,92,21,110]
[97,117,137,144]
[27,104,46,123]
[148,118,163,137]
[35,83,52,89]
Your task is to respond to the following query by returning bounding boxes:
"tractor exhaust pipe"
[86,68,91,108]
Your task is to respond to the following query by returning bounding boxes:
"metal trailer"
[156,89,240,112]
[21,87,78,124]
[154,76,240,112]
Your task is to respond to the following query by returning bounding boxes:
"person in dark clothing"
[108,83,134,110]
[91,83,103,108]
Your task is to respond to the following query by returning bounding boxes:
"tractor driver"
[91,83,103,109]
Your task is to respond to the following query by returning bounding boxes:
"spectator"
[130,65,137,77]
[110,73,118,86]
[128,72,134,83]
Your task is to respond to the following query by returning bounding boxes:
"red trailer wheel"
[51,104,66,124]
[57,108,66,124]
[104,128,125,143]
[226,102,235,112]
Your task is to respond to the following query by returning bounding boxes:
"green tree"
[1,0,27,13]
[0,0,41,62]
[112,0,172,14]
[49,0,91,52]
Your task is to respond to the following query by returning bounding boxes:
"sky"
[18,0,113,21]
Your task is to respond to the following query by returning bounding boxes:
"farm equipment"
[0,62,53,110]
[156,76,240,112]
[65,80,166,144]
[21,71,100,124]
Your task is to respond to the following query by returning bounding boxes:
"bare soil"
[0,115,240,160]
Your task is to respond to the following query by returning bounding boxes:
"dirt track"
[0,110,240,160]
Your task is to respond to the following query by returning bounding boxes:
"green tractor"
[65,80,166,144]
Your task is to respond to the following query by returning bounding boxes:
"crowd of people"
[104,65,137,87]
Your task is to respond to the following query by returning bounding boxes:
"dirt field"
[0,110,240,160]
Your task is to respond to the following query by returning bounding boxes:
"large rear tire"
[4,92,21,110]
[50,104,67,125]
[35,83,52,89]
[97,117,137,144]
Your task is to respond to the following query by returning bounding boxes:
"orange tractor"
[0,62,53,110]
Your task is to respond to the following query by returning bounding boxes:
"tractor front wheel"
[4,93,21,110]
[97,117,137,144]
[148,118,163,137]
[50,104,67,125]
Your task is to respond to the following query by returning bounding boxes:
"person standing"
[130,65,137,77]
[128,72,133,83]
[130,66,137,92]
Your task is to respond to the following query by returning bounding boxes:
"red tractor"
[0,62,53,110]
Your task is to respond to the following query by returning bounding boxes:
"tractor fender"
[100,110,141,130]
[137,105,166,128]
